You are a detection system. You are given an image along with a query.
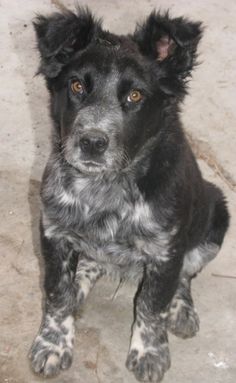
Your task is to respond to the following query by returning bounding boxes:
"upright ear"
[33,7,101,78]
[133,11,203,93]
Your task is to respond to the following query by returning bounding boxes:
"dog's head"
[34,7,202,174]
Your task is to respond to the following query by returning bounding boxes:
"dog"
[29,6,229,382]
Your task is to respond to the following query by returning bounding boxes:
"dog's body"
[30,7,229,382]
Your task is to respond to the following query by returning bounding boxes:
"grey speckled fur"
[29,7,229,382]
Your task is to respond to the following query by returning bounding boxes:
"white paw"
[126,344,171,382]
[29,315,74,377]
[29,334,73,376]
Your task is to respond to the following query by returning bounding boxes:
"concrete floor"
[0,1,236,382]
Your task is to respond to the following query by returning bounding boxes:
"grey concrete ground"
[0,1,235,382]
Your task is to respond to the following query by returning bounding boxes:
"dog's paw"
[29,315,74,377]
[167,299,200,339]
[29,335,73,376]
[126,344,171,382]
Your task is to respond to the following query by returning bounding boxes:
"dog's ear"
[134,11,203,93]
[33,7,101,78]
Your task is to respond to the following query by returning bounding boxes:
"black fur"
[29,7,229,382]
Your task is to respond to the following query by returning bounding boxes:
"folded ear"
[133,11,203,93]
[33,7,101,78]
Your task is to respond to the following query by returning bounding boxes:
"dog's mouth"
[82,160,101,166]
[67,158,108,175]
[80,160,105,173]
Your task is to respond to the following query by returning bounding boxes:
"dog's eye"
[71,80,84,95]
[127,90,143,103]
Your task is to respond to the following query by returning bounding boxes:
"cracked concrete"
[0,1,235,382]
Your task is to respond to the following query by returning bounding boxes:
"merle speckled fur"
[29,6,229,382]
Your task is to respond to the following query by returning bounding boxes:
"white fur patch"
[78,275,93,299]
[47,314,60,332]
[183,243,219,276]
[133,201,152,223]
[168,298,184,322]
[61,315,74,349]
[42,211,56,239]
[58,188,77,206]
[130,322,146,356]
[130,320,161,357]
[76,261,103,301]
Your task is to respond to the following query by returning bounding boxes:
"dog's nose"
[79,130,109,155]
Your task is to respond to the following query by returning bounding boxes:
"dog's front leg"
[126,258,181,382]
[29,230,78,377]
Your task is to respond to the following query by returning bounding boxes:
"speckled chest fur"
[42,157,171,275]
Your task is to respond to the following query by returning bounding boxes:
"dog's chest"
[72,176,155,242]
[67,177,165,268]
[43,173,170,268]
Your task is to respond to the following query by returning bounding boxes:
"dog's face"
[51,42,164,174]
[34,9,202,174]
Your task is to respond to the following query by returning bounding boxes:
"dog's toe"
[60,349,73,370]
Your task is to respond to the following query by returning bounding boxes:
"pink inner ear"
[156,36,175,61]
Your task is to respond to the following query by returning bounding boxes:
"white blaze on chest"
[133,200,152,224]
[58,189,76,206]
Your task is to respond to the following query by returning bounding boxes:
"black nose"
[79,130,109,155]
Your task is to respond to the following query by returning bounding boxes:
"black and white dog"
[29,7,229,382]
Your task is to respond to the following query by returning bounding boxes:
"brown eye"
[127,90,143,103]
[71,80,84,94]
